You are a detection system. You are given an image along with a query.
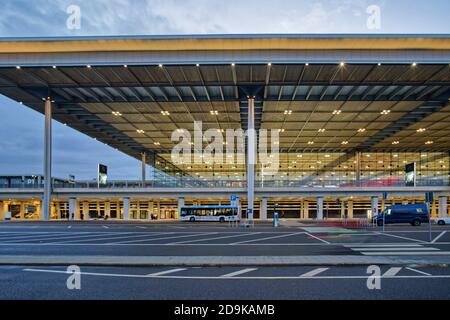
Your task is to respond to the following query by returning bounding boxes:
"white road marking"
[305,232,331,244]
[68,226,72,229]
[114,232,218,244]
[220,268,258,278]
[146,268,186,276]
[352,248,439,251]
[2,232,129,243]
[23,268,450,280]
[102,226,109,229]
[299,268,329,277]
[431,231,446,244]
[405,267,432,276]
[136,226,147,229]
[231,232,301,244]
[0,232,79,242]
[52,232,170,244]
[345,244,423,248]
[363,251,450,256]
[383,267,402,277]
[169,233,260,244]
[376,232,427,243]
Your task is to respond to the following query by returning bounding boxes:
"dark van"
[373,204,429,226]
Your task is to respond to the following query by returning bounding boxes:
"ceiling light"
[341,141,349,145]
[412,62,417,67]
[161,111,170,116]
[154,142,160,146]
[52,66,57,69]
[87,65,92,68]
[416,128,427,133]
[377,63,382,66]
[425,141,434,145]
[380,110,391,115]
[196,64,200,67]
[267,62,272,66]
[307,141,314,145]
[340,62,345,67]
[231,63,235,67]
[210,110,219,115]
[392,141,400,145]
[137,129,145,134]
[318,128,326,133]
[278,129,285,133]
[112,111,122,116]
[16,66,21,69]
[325,154,331,158]
[284,110,293,115]
[305,63,309,66]
[158,64,163,68]
[357,128,366,133]
[332,110,342,115]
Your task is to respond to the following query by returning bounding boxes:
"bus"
[180,205,240,222]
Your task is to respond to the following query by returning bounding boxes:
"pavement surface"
[1,265,449,300]
[1,221,449,300]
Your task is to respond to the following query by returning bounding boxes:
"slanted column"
[303,200,309,220]
[43,98,52,221]
[340,201,346,219]
[261,197,268,221]
[177,197,185,220]
[141,152,146,187]
[247,96,256,221]
[68,198,77,220]
[348,200,354,219]
[105,201,111,219]
[123,198,130,220]
[371,196,379,218]
[0,201,5,220]
[317,197,324,220]
[439,197,448,218]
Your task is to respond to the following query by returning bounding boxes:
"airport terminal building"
[0,34,449,221]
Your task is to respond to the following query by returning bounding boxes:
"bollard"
[273,212,279,228]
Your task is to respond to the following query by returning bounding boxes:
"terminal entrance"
[1,196,449,221]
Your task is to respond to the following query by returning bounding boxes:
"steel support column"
[43,98,52,221]
[247,96,256,221]
[123,198,130,220]
[261,197,268,221]
[141,152,147,187]
[439,197,448,218]
[317,197,324,220]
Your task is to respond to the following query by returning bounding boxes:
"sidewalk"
[1,255,450,267]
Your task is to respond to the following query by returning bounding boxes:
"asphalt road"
[0,222,449,300]
[0,265,449,300]
[0,222,449,257]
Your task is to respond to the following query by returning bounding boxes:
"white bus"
[180,205,240,223]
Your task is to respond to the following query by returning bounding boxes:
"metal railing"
[1,178,448,189]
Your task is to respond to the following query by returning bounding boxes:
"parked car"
[372,204,429,226]
[433,217,450,226]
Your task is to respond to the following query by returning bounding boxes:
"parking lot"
[0,222,449,257]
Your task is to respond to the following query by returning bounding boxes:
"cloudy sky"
[0,0,449,180]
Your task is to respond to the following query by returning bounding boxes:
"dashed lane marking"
[383,267,402,277]
[299,268,329,277]
[220,268,258,278]
[305,232,331,244]
[230,232,302,245]
[51,232,171,244]
[431,231,447,244]
[146,268,187,276]
[113,232,219,244]
[168,233,261,245]
[22,268,450,280]
[405,267,432,276]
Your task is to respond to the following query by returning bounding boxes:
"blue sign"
[231,195,237,202]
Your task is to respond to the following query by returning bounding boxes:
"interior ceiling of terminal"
[0,63,449,170]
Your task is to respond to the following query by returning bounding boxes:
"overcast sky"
[0,0,449,180]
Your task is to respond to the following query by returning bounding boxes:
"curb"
[1,255,450,267]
